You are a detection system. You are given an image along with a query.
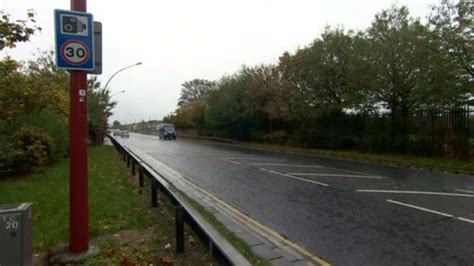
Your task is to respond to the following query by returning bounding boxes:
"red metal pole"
[69,0,89,253]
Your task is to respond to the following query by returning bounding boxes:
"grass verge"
[248,143,474,174]
[0,145,215,264]
[179,191,270,266]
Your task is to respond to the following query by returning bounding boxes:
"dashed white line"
[289,173,383,179]
[457,217,474,224]
[224,157,287,161]
[204,153,243,156]
[455,189,474,195]
[387,199,474,224]
[357,189,474,198]
[247,163,324,168]
[221,159,242,165]
[386,199,454,217]
[259,168,329,187]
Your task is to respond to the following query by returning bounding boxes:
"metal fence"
[299,107,472,158]
[409,107,471,158]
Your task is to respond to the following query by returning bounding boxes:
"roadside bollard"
[126,155,130,168]
[176,206,185,253]
[151,179,158,208]
[138,166,144,187]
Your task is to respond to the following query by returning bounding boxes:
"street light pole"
[99,62,140,144]
[103,62,142,91]
[110,90,126,98]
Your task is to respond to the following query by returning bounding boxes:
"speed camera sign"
[54,9,94,70]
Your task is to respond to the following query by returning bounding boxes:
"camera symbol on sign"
[61,15,88,36]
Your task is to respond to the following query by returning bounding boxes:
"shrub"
[262,130,289,144]
[11,127,54,173]
[0,133,22,177]
[408,138,443,157]
[18,111,68,159]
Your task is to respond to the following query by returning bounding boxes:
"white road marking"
[386,199,453,217]
[458,217,474,224]
[288,173,383,179]
[387,199,474,224]
[259,168,329,187]
[325,166,385,178]
[357,189,474,198]
[221,159,242,165]
[205,153,249,156]
[225,157,287,161]
[455,189,474,195]
[247,163,324,168]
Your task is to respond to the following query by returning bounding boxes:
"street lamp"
[110,90,126,98]
[99,63,141,144]
[103,62,142,91]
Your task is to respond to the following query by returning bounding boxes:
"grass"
[0,146,152,251]
[248,143,474,174]
[0,145,216,265]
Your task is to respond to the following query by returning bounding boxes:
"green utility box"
[0,203,33,266]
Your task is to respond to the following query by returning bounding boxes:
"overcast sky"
[2,0,439,124]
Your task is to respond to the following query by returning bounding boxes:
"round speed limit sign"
[60,40,89,65]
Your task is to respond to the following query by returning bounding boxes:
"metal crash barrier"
[108,135,250,266]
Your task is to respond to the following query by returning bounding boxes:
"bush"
[408,138,443,157]
[11,127,54,174]
[262,130,289,144]
[18,111,68,159]
[360,116,393,152]
[288,111,364,149]
[0,133,22,177]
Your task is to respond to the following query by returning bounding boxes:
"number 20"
[6,221,19,229]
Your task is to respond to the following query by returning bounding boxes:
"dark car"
[157,123,176,140]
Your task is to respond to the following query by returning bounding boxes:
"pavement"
[114,133,474,265]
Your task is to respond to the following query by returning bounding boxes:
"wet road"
[117,133,474,265]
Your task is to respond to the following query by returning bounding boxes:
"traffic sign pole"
[69,0,89,253]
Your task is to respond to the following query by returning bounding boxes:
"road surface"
[116,133,474,265]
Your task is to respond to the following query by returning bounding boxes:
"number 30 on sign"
[61,40,89,65]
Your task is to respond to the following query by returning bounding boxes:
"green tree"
[299,27,359,112]
[205,74,252,139]
[274,51,313,124]
[429,0,473,79]
[0,10,41,50]
[0,51,69,176]
[112,120,121,129]
[173,78,216,130]
[87,76,116,144]
[361,5,467,149]
[177,79,215,107]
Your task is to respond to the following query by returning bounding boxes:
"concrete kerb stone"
[252,244,283,261]
[49,244,100,264]
[234,230,265,247]
[272,246,305,262]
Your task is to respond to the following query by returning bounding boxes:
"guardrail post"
[151,179,158,207]
[209,241,213,255]
[138,166,144,187]
[176,206,185,253]
[126,155,130,168]
[131,160,136,176]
